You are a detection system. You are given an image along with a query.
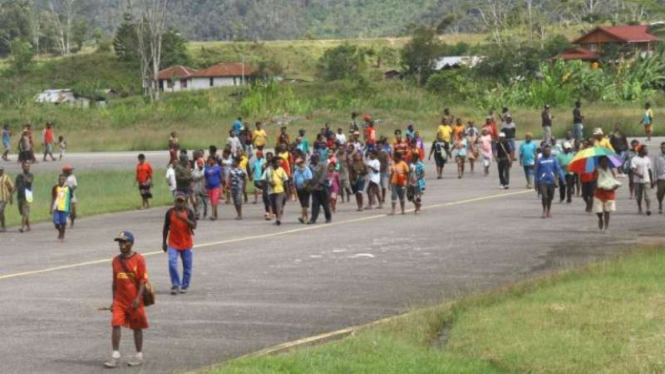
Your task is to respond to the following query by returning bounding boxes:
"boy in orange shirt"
[135,154,154,209]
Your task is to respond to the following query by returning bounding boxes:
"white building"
[434,56,484,71]
[158,63,257,93]
[34,89,91,107]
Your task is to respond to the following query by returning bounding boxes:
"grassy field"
[3,169,173,228]
[202,248,665,374]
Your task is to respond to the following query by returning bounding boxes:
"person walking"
[168,132,179,166]
[631,145,653,215]
[556,142,575,203]
[572,101,584,141]
[105,231,149,369]
[227,157,246,220]
[42,122,57,162]
[253,122,267,151]
[595,156,620,233]
[610,123,628,176]
[429,133,448,179]
[592,128,614,151]
[654,142,665,214]
[264,156,288,225]
[519,133,537,188]
[204,157,222,220]
[192,157,207,219]
[389,151,409,215]
[535,145,566,219]
[496,133,513,189]
[14,162,33,233]
[640,102,654,142]
[409,152,425,214]
[366,150,382,209]
[541,104,553,144]
[478,128,492,176]
[452,132,468,179]
[327,162,340,213]
[63,164,78,227]
[293,158,312,224]
[135,154,153,210]
[2,124,10,161]
[349,152,368,212]
[501,115,517,153]
[165,160,177,198]
[162,193,196,295]
[0,166,13,232]
[50,174,73,240]
[309,154,332,224]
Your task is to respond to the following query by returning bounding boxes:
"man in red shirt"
[135,154,154,210]
[42,122,56,162]
[162,193,196,295]
[105,231,148,368]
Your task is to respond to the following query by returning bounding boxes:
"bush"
[317,42,367,81]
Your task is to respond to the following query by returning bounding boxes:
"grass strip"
[202,248,665,374]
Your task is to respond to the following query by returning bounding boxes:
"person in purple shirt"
[204,157,222,220]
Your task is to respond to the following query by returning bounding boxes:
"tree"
[400,26,441,86]
[71,20,88,52]
[113,13,139,62]
[0,0,33,56]
[49,0,83,56]
[160,28,190,68]
[132,0,171,101]
[316,42,367,81]
[9,38,34,75]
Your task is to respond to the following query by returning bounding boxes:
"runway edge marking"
[0,190,530,281]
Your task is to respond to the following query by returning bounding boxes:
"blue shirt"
[535,156,566,186]
[519,141,537,166]
[2,129,9,147]
[292,166,313,190]
[232,120,243,134]
[204,165,222,189]
[252,159,266,181]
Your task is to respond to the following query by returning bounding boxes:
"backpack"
[175,164,192,183]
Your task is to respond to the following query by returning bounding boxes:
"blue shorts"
[352,179,366,194]
[53,210,68,226]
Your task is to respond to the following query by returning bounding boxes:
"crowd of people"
[0,104,661,368]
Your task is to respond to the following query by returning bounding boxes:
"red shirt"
[136,162,153,184]
[44,128,54,144]
[167,209,194,250]
[393,140,408,157]
[112,253,148,307]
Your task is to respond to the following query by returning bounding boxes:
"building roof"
[557,47,600,61]
[434,56,483,70]
[192,63,257,78]
[573,25,660,44]
[158,66,197,80]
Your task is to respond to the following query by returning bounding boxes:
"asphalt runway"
[2,144,665,374]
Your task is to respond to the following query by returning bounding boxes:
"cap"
[62,164,74,172]
[499,132,506,138]
[114,231,135,244]
[593,128,604,136]
[175,192,187,201]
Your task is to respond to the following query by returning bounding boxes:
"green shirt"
[556,152,575,175]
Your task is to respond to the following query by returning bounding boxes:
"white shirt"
[165,167,176,191]
[335,133,347,145]
[631,156,652,184]
[226,136,242,154]
[65,174,78,203]
[366,159,381,184]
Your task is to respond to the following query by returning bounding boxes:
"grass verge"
[3,169,172,227]
[201,248,665,374]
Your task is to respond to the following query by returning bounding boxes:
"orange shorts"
[112,303,148,330]
[645,124,653,133]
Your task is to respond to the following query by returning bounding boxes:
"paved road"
[1,153,665,374]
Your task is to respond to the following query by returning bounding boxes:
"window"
[210,78,214,87]
[167,80,174,88]
[180,79,187,89]
[233,77,237,85]
[587,43,598,52]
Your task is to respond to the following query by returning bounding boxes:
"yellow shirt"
[239,155,249,170]
[253,129,267,147]
[594,137,614,151]
[268,167,288,194]
[437,125,452,143]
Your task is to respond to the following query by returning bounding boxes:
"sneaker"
[499,185,504,189]
[104,357,120,369]
[504,186,509,190]
[127,356,144,367]
[170,286,179,295]
[179,288,188,294]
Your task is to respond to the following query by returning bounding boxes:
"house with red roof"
[558,25,660,61]
[157,63,258,92]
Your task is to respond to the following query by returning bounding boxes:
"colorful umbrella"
[569,147,623,174]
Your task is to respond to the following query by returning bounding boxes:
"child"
[227,157,246,220]
[135,154,153,210]
[410,152,425,214]
[50,174,73,240]
[327,161,340,213]
[479,129,493,177]
[58,135,67,160]
[1,124,10,161]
